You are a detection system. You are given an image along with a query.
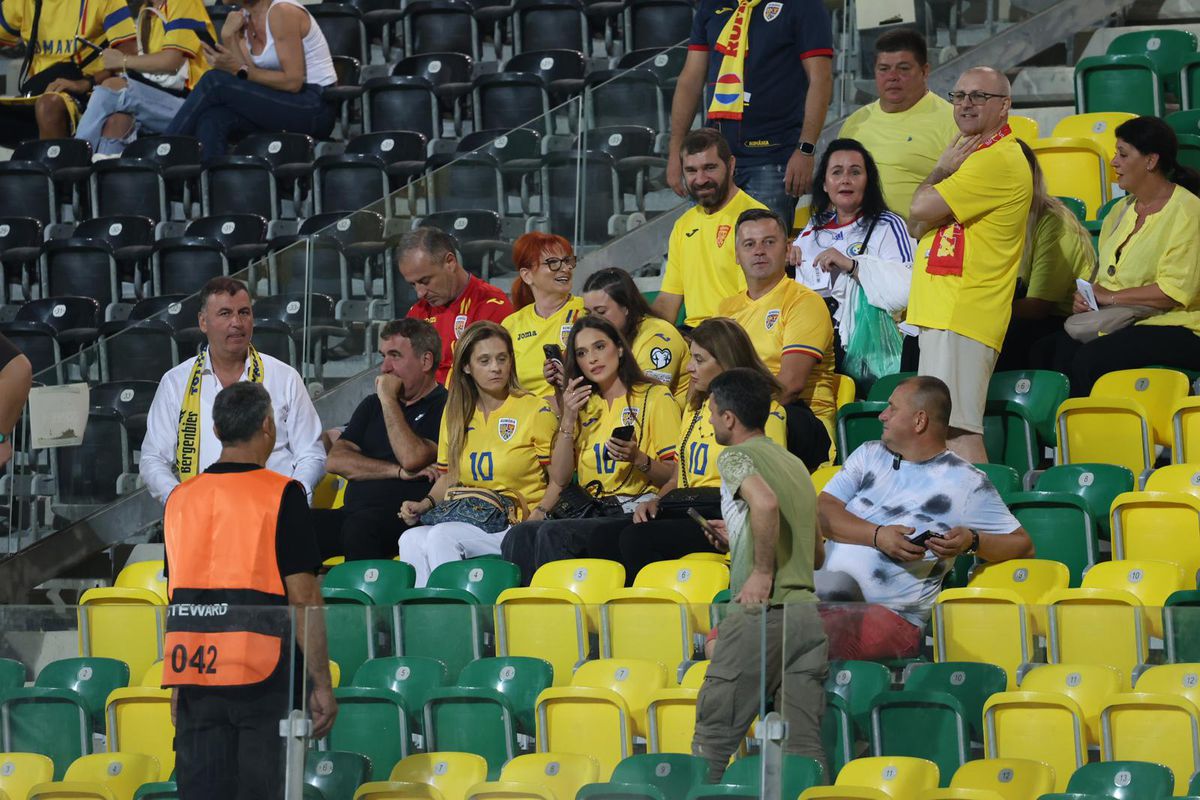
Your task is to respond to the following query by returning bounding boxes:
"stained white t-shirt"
[820,441,1021,625]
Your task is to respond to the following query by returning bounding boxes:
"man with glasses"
[905,66,1033,464]
[839,29,957,218]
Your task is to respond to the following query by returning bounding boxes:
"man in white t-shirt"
[816,375,1033,658]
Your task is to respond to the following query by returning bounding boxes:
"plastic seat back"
[1065,759,1174,799]
[305,750,372,800]
[1035,463,1134,539]
[571,659,669,737]
[1006,491,1099,587]
[0,687,92,780]
[1028,138,1110,219]
[904,662,1009,742]
[969,559,1069,636]
[482,752,600,800]
[428,558,521,605]
[1074,54,1164,117]
[834,756,940,795]
[1018,663,1122,744]
[115,561,168,603]
[351,656,449,734]
[532,558,626,621]
[35,752,160,800]
[1165,589,1200,662]
[391,752,489,798]
[1107,29,1199,97]
[826,660,892,738]
[1056,397,1153,479]
[1007,115,1040,141]
[933,589,1032,689]
[327,687,412,780]
[722,754,824,797]
[77,588,164,683]
[495,588,587,686]
[35,656,130,732]
[608,753,708,798]
[0,753,54,800]
[1092,368,1190,447]
[325,560,417,605]
[105,687,174,777]
[947,757,1055,798]
[632,559,728,635]
[1172,398,1200,464]
[456,656,554,735]
[1082,559,1184,637]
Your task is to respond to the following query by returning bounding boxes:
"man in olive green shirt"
[692,369,828,780]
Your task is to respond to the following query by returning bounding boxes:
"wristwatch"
[635,453,652,473]
[964,529,980,555]
[796,141,816,156]
[236,65,249,80]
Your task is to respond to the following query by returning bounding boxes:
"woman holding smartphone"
[501,315,681,584]
[398,321,560,586]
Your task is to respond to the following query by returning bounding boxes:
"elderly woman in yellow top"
[1033,116,1200,395]
[74,0,216,156]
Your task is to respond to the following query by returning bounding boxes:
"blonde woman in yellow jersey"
[501,315,681,584]
[582,267,689,401]
[399,321,559,586]
[616,317,788,577]
[502,231,586,398]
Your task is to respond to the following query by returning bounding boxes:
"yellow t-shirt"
[839,92,958,218]
[0,0,136,77]
[906,132,1033,351]
[573,382,682,497]
[435,392,558,510]
[141,0,216,90]
[676,401,787,488]
[502,295,586,398]
[631,315,689,401]
[1023,207,1095,317]
[1097,187,1200,335]
[717,278,836,430]
[661,189,764,327]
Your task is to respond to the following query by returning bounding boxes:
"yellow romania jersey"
[572,382,681,497]
[676,401,786,488]
[0,0,136,78]
[141,0,216,90]
[436,392,558,509]
[502,295,586,397]
[717,278,836,430]
[631,315,689,400]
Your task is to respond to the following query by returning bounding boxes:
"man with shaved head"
[905,66,1032,463]
[815,376,1033,659]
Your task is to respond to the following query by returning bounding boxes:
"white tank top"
[246,0,337,87]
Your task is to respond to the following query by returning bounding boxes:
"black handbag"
[549,481,627,519]
[656,487,722,519]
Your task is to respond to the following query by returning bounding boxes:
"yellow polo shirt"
[502,295,586,397]
[1023,207,1095,317]
[661,189,764,327]
[839,92,958,218]
[906,132,1033,351]
[141,0,216,90]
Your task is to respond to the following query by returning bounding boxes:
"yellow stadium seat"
[113,561,168,604]
[77,588,164,685]
[799,756,939,799]
[536,659,668,778]
[1007,115,1040,142]
[1051,112,1137,185]
[968,559,1069,637]
[646,685,698,753]
[680,661,708,688]
[947,757,1056,799]
[105,687,175,777]
[632,559,729,634]
[1018,663,1122,744]
[139,661,163,687]
[353,752,490,800]
[466,753,599,800]
[1172,398,1200,464]
[933,589,1034,688]
[28,753,159,800]
[680,552,729,564]
[1080,559,1183,639]
[811,465,842,494]
[313,473,348,510]
[329,660,341,688]
[1100,664,1200,796]
[534,558,626,631]
[1092,369,1191,448]
[915,790,1005,800]
[1029,137,1110,219]
[0,753,54,800]
[1056,398,1153,478]
[834,374,857,409]
[601,588,694,678]
[1111,464,1200,583]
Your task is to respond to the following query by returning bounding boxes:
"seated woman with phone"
[75,0,217,157]
[501,315,681,584]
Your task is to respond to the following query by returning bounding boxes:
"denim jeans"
[734,160,799,230]
[75,79,187,155]
[165,70,335,162]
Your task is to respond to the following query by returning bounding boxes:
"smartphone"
[611,425,635,442]
[687,507,724,541]
[542,344,563,363]
[75,35,104,54]
[907,530,944,548]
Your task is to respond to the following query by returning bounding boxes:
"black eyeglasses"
[947,90,1009,105]
[540,255,577,272]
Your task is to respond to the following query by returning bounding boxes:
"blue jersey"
[689,0,833,166]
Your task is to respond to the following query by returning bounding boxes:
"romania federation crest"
[454,314,468,339]
[560,324,573,346]
[763,1,782,19]
[715,224,732,248]
[621,407,640,428]
[764,309,781,331]
[498,417,518,442]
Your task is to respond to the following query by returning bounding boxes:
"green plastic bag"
[843,285,902,390]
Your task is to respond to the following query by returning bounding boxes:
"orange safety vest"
[162,467,293,688]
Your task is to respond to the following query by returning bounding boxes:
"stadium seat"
[326,687,412,781]
[209,132,315,220]
[305,750,373,800]
[1111,464,1200,583]
[984,369,1070,472]
[0,687,93,779]
[0,657,24,689]
[826,660,892,741]
[799,756,939,799]
[584,68,667,133]
[466,752,600,800]
[645,682,698,754]
[390,591,484,682]
[1065,760,1174,799]
[0,215,43,300]
[77,587,163,684]
[1100,663,1200,795]
[0,753,55,800]
[71,214,155,292]
[353,752,490,800]
[1028,138,1110,220]
[975,464,1021,498]
[835,402,886,463]
[868,689,969,785]
[473,73,553,139]
[1074,54,1165,117]
[105,686,175,777]
[114,561,167,603]
[351,655,449,735]
[577,753,709,800]
[542,149,622,246]
[132,781,179,800]
[714,755,824,798]
[902,662,1008,746]
[0,160,58,226]
[1097,368,1191,448]
[90,159,169,224]
[41,238,123,318]
[404,0,481,61]
[122,135,202,213]
[623,0,693,50]
[1107,29,1199,99]
[1186,53,1200,109]
[35,656,130,733]
[27,752,160,800]
[346,133,428,206]
[615,47,687,94]
[12,138,93,218]
[1035,463,1134,540]
[426,152,508,218]
[1056,398,1154,482]
[513,0,588,55]
[933,589,1033,688]
[1171,399,1200,464]
[969,559,1069,636]
[935,757,1055,799]
[1045,560,1186,681]
[577,125,666,214]
[423,685,523,777]
[1165,589,1200,662]
[362,77,441,143]
[152,236,228,296]
[314,154,391,217]
[456,656,554,737]
[505,49,586,106]
[1051,112,1137,186]
[535,658,668,778]
[1007,115,1040,141]
[1005,492,1099,587]
[392,52,473,122]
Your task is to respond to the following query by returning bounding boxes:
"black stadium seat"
[425,152,506,215]
[624,0,694,51]
[513,0,588,55]
[504,49,585,105]
[89,158,169,223]
[585,68,667,131]
[403,0,481,61]
[41,239,123,317]
[313,154,391,217]
[0,161,58,226]
[473,72,552,137]
[418,209,512,278]
[184,213,269,272]
[12,138,93,218]
[310,2,369,65]
[0,217,44,303]
[392,53,473,133]
[152,236,229,296]
[362,77,442,143]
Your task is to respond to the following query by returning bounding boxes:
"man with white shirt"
[141,277,326,503]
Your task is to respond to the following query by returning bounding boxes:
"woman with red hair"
[502,232,586,397]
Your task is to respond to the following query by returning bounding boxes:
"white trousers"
[398,522,510,587]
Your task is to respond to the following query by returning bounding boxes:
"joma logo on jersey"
[516,330,537,341]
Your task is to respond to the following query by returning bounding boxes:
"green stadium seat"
[1074,54,1165,117]
[423,686,519,778]
[325,687,411,781]
[1184,52,1200,108]
[133,781,179,800]
[685,785,758,800]
[456,656,554,736]
[322,591,376,680]
[985,369,1070,466]
[612,754,708,798]
[1166,109,1200,136]
[903,661,1008,742]
[1191,771,1200,794]
[1006,491,1100,586]
[427,557,521,604]
[0,658,25,690]
[826,660,892,737]
[722,754,824,797]
[1178,133,1200,171]
[304,749,372,800]
[1035,463,1134,540]
[822,690,853,777]
[0,687,93,779]
[869,690,969,786]
[36,657,131,732]
[351,656,449,735]
[974,463,1021,498]
[1057,196,1088,221]
[867,372,916,402]
[1066,760,1174,799]
[324,559,417,604]
[835,402,885,464]
[391,588,484,681]
[1107,28,1198,99]
[1164,589,1200,663]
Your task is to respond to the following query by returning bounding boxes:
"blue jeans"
[734,160,799,230]
[75,79,187,156]
[165,70,335,162]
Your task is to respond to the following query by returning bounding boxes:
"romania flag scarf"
[707,0,761,121]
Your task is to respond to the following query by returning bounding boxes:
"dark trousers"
[617,517,716,580]
[311,506,405,562]
[165,70,335,162]
[502,516,630,585]
[784,401,832,472]
[1031,324,1200,396]
[174,685,289,800]
[996,314,1065,373]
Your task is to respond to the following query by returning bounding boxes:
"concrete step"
[1012,65,1076,107]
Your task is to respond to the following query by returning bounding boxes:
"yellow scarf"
[176,345,264,481]
[707,0,761,121]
